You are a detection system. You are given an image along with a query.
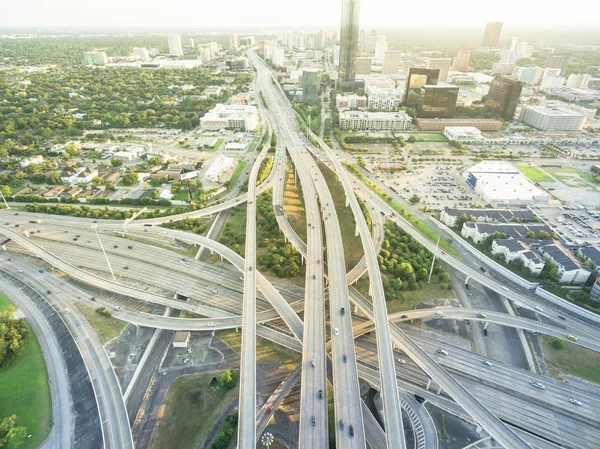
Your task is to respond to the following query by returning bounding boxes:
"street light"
[91,224,117,282]
[0,189,9,210]
[260,432,274,447]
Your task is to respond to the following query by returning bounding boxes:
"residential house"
[491,238,547,275]
[60,166,98,185]
[43,185,66,198]
[440,207,536,228]
[539,243,591,284]
[461,222,553,244]
[577,246,600,272]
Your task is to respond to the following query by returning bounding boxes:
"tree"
[407,136,416,143]
[121,172,139,185]
[0,186,10,198]
[552,338,565,350]
[408,194,420,204]
[357,156,366,169]
[219,369,236,390]
[111,158,123,167]
[0,415,27,449]
[149,156,162,166]
[46,171,61,185]
[541,259,558,281]
[537,230,551,240]
[0,315,28,369]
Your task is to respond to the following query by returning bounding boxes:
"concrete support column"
[355,223,360,236]
[24,231,29,238]
[426,379,431,390]
[353,303,358,313]
[436,385,442,395]
[483,321,489,330]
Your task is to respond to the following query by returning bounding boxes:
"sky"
[2,0,600,29]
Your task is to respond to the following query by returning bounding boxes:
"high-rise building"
[356,57,371,75]
[515,42,532,59]
[231,33,239,51]
[150,48,160,57]
[188,38,195,48]
[167,34,184,56]
[382,51,402,74]
[491,63,515,76]
[486,76,523,120]
[198,47,212,63]
[520,105,586,131]
[133,47,150,62]
[500,50,517,64]
[514,66,544,85]
[417,84,459,118]
[481,22,503,47]
[508,37,518,50]
[339,0,361,91]
[301,69,319,103]
[428,58,452,82]
[404,68,440,107]
[546,54,571,76]
[452,50,472,71]
[566,73,591,89]
[374,38,388,61]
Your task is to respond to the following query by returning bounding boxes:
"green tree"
[0,314,28,369]
[537,230,550,240]
[148,156,162,166]
[121,172,139,185]
[541,259,558,280]
[111,158,123,167]
[408,194,420,204]
[552,338,565,350]
[0,415,27,449]
[219,369,236,390]
[0,186,10,198]
[46,171,61,185]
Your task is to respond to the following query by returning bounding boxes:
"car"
[349,425,354,438]
[400,314,408,319]
[363,263,368,267]
[90,297,96,302]
[311,416,316,426]
[441,250,446,255]
[64,308,70,313]
[317,259,321,264]
[339,420,345,430]
[501,286,510,292]
[535,306,544,312]
[266,405,273,414]
[570,398,583,406]
[558,315,567,321]
[38,269,43,273]
[341,307,345,316]
[437,349,448,356]
[531,381,546,390]
[435,311,443,316]
[238,276,243,281]
[312,275,316,279]
[64,230,69,233]
[311,359,316,367]
[567,334,578,341]
[123,266,129,270]
[127,245,133,249]
[114,245,118,248]
[482,360,493,367]
[186,348,192,354]
[334,327,339,336]
[398,359,406,364]
[182,357,189,364]
[477,313,487,318]
[17,269,23,273]
[113,306,122,311]
[149,315,155,320]
[318,389,323,399]
[212,289,219,294]
[208,322,215,327]
[46,290,51,294]
[75,235,81,238]
[73,238,78,241]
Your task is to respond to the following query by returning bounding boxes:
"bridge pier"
[355,223,360,236]
[483,321,489,330]
[24,230,29,238]
[345,196,350,207]
[426,379,431,390]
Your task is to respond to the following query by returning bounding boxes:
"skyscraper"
[302,69,319,103]
[404,68,440,107]
[452,50,472,71]
[231,33,239,51]
[546,54,571,76]
[481,22,503,47]
[356,57,371,75]
[374,38,388,61]
[167,34,183,56]
[382,51,402,74]
[339,0,361,92]
[486,76,524,120]
[417,84,459,118]
[428,58,452,82]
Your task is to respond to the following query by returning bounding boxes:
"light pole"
[91,224,117,282]
[260,432,274,447]
[427,235,441,284]
[0,189,10,210]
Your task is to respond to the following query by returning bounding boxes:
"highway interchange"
[1,51,599,449]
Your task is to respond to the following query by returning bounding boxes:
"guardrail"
[535,286,600,326]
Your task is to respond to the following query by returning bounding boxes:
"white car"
[334,328,339,336]
[531,381,546,390]
[212,289,219,294]
[397,359,406,364]
[208,322,215,327]
[113,306,122,311]
[435,311,443,316]
[64,308,70,313]
[570,398,583,406]
[149,315,155,320]
[535,306,544,312]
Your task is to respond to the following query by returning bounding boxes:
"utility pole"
[92,225,117,282]
[427,235,441,284]
[0,190,10,210]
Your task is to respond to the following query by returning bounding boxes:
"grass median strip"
[74,302,127,344]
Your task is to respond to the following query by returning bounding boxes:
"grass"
[74,302,127,344]
[217,206,247,257]
[213,138,224,150]
[386,283,457,314]
[149,372,239,449]
[216,330,301,371]
[0,293,17,313]
[517,165,554,183]
[172,190,191,202]
[283,162,307,240]
[0,320,52,449]
[228,160,247,188]
[318,160,365,270]
[402,132,449,142]
[540,335,600,384]
[545,166,599,190]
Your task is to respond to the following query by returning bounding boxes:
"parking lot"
[536,206,600,245]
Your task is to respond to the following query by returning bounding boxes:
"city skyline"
[2,0,600,28]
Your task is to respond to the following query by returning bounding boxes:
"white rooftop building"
[339,111,412,132]
[520,105,587,131]
[204,156,235,183]
[201,104,259,131]
[464,161,550,207]
[443,126,483,142]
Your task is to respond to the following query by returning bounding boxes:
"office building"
[200,104,259,131]
[491,63,515,75]
[416,118,503,131]
[133,47,150,62]
[150,48,160,57]
[452,50,472,71]
[566,74,591,89]
[508,37,518,50]
[520,105,586,131]
[339,110,412,131]
[417,84,459,118]
[499,50,517,64]
[272,49,285,67]
[546,54,571,76]
[540,76,565,90]
[382,51,402,74]
[374,38,388,61]
[231,33,239,51]
[516,42,533,59]
[167,34,183,56]
[428,58,452,82]
[198,47,212,63]
[514,67,544,85]
[336,94,368,110]
[301,69,319,103]
[481,22,503,47]
[486,76,524,120]
[356,57,371,75]
[188,38,195,48]
[333,45,341,66]
[84,51,107,66]
[404,68,440,107]
[339,0,361,91]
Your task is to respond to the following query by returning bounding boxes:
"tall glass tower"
[339,0,361,92]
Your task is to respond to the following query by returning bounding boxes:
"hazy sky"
[2,0,600,28]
